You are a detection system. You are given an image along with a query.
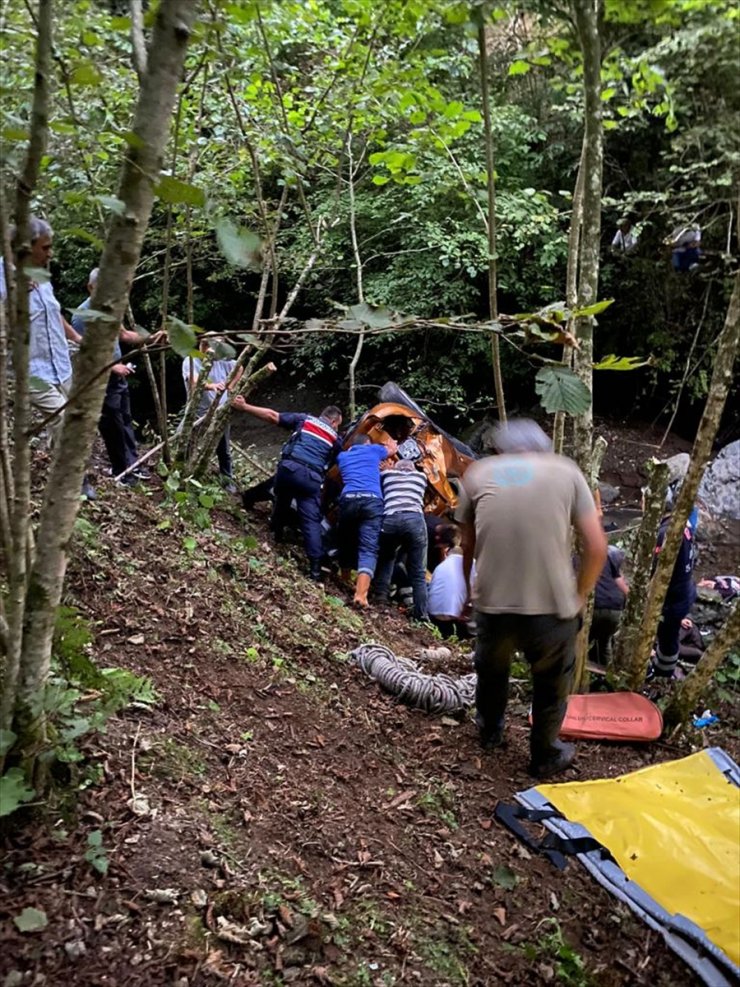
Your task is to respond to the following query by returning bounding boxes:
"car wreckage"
[241,382,478,517]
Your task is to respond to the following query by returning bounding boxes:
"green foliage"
[0,769,36,817]
[13,907,48,933]
[519,919,590,987]
[162,467,227,530]
[84,830,109,875]
[535,366,592,415]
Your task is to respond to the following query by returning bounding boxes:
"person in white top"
[611,217,637,254]
[428,527,473,639]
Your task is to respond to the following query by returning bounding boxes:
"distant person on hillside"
[72,267,155,486]
[373,442,429,621]
[336,434,397,607]
[456,418,606,778]
[182,337,242,494]
[668,224,702,273]
[589,545,629,667]
[611,217,637,254]
[234,398,343,581]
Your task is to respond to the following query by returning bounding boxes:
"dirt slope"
[0,477,734,987]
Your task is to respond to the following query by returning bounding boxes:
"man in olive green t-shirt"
[456,419,606,778]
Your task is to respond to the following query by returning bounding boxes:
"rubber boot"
[529,739,576,779]
[353,572,371,608]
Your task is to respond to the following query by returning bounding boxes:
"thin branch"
[129,0,147,84]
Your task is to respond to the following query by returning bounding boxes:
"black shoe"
[529,740,576,779]
[131,467,151,480]
[475,714,505,750]
[309,563,323,583]
[117,474,139,488]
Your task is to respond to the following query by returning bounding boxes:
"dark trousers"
[99,377,138,475]
[273,460,323,563]
[216,425,233,478]
[337,495,383,576]
[431,616,471,640]
[374,512,428,619]
[656,613,684,668]
[475,612,578,762]
[589,608,623,667]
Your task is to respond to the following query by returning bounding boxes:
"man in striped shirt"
[372,453,429,621]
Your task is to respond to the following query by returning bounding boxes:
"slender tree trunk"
[571,0,603,475]
[12,0,200,768]
[572,434,608,691]
[610,461,670,679]
[621,270,739,690]
[478,23,506,423]
[663,602,740,728]
[347,138,365,421]
[553,148,585,453]
[0,0,53,741]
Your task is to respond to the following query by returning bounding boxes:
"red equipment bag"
[530,692,663,742]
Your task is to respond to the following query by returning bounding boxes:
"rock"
[3,973,25,987]
[64,941,87,962]
[598,482,621,504]
[661,453,690,486]
[699,440,740,520]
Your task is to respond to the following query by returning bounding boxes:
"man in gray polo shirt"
[456,419,606,778]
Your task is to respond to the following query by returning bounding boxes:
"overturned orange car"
[328,382,478,515]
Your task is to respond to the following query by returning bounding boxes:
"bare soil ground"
[1,423,737,987]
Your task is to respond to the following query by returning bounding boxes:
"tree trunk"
[553,147,584,453]
[572,434,608,691]
[622,269,740,691]
[12,0,200,766]
[663,601,740,728]
[610,461,670,679]
[478,23,506,423]
[571,0,603,475]
[347,138,365,421]
[0,0,53,741]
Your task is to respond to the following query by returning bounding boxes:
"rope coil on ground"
[351,643,477,714]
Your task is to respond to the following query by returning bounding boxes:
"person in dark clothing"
[589,545,629,667]
[71,267,155,485]
[336,434,397,606]
[234,399,343,580]
[426,516,456,572]
[651,512,697,677]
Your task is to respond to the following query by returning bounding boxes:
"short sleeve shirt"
[0,260,72,385]
[182,357,236,417]
[337,444,388,497]
[455,452,596,619]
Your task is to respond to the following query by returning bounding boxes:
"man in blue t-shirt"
[234,399,343,580]
[336,434,397,607]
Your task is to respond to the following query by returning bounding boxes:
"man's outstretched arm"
[232,399,280,425]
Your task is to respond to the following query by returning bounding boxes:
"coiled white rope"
[351,643,476,714]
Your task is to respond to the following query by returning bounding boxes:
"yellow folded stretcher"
[511,748,740,985]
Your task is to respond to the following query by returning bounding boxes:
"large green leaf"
[535,366,591,415]
[14,907,48,932]
[574,299,614,318]
[0,768,36,818]
[347,302,404,329]
[216,219,262,270]
[155,176,206,208]
[167,317,198,357]
[0,729,16,757]
[593,354,651,370]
